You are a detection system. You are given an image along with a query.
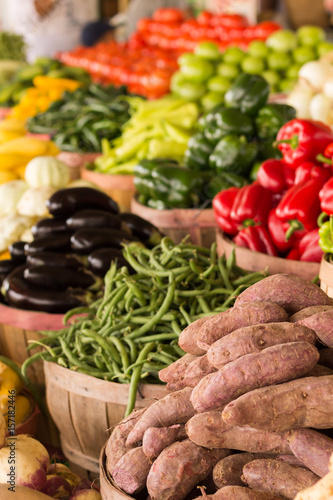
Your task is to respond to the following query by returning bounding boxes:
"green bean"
[217,255,233,290]
[101,284,128,323]
[81,329,122,365]
[127,281,147,307]
[149,352,173,365]
[123,247,189,277]
[179,305,192,325]
[232,271,267,286]
[171,320,182,335]
[142,361,166,373]
[226,249,236,272]
[161,237,174,253]
[170,340,186,357]
[197,296,211,314]
[63,307,94,325]
[135,333,178,343]
[123,338,137,364]
[125,342,156,417]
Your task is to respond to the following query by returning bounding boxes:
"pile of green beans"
[23,237,267,415]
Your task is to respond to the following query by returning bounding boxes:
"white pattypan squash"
[16,186,55,217]
[0,180,29,216]
[25,156,70,188]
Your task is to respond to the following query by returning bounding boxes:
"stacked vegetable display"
[213,117,333,262]
[104,273,333,500]
[134,74,296,210]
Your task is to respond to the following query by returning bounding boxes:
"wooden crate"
[44,362,169,474]
[131,196,217,247]
[320,255,333,298]
[81,167,135,212]
[216,230,320,281]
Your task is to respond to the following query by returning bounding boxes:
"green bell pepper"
[257,141,283,161]
[319,219,333,254]
[204,171,248,199]
[151,165,203,208]
[134,158,178,198]
[203,107,255,144]
[224,74,270,117]
[249,161,263,182]
[209,134,258,176]
[184,131,215,171]
[255,103,297,142]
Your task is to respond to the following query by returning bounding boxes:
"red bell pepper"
[324,141,333,158]
[234,225,278,256]
[294,162,332,185]
[230,183,272,226]
[267,208,299,253]
[276,177,326,237]
[286,248,301,260]
[298,228,323,262]
[319,177,333,216]
[276,119,333,169]
[212,187,240,236]
[256,159,295,194]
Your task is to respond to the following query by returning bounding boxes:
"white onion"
[0,447,46,491]
[323,79,333,99]
[309,93,333,123]
[7,435,50,472]
[287,82,313,119]
[298,60,333,92]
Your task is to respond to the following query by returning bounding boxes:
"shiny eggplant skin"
[119,213,164,247]
[1,264,27,295]
[25,234,72,254]
[5,276,87,313]
[66,209,123,231]
[46,187,119,218]
[26,252,83,270]
[8,241,26,263]
[70,228,140,254]
[31,218,69,238]
[88,247,129,276]
[24,265,100,291]
[0,259,18,276]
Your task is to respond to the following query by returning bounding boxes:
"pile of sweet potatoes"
[104,274,333,500]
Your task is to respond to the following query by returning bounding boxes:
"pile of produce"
[22,238,267,415]
[0,56,90,110]
[287,54,333,124]
[27,83,132,153]
[0,31,26,61]
[213,117,333,262]
[0,417,101,499]
[0,187,165,313]
[90,95,199,175]
[105,273,333,500]
[134,75,296,210]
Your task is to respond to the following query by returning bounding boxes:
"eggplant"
[88,247,130,276]
[24,265,103,291]
[26,252,84,270]
[1,264,27,296]
[25,234,72,255]
[70,228,140,254]
[31,218,69,238]
[119,213,164,247]
[8,241,27,263]
[66,209,124,231]
[0,259,18,276]
[5,276,91,313]
[46,187,119,218]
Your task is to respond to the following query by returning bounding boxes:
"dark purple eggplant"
[0,259,18,276]
[1,264,27,296]
[66,209,124,231]
[31,218,69,238]
[88,247,130,276]
[8,241,26,263]
[25,234,72,255]
[5,276,91,313]
[46,187,119,218]
[24,265,103,291]
[119,213,164,247]
[70,228,140,254]
[26,252,84,270]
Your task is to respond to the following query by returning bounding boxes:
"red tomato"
[211,13,248,29]
[197,11,214,25]
[136,18,152,32]
[153,8,185,24]
[228,28,245,40]
[254,21,281,39]
[180,19,199,34]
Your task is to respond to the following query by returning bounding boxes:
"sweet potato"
[193,486,284,499]
[112,446,151,494]
[186,412,290,454]
[179,317,212,355]
[184,355,217,388]
[142,425,186,461]
[287,429,333,477]
[213,453,262,488]
[146,439,230,500]
[289,305,333,323]
[294,471,333,500]
[159,353,197,384]
[306,364,333,376]
[222,375,333,433]
[234,274,333,315]
[207,323,317,369]
[319,348,333,370]
[197,301,288,350]
[126,387,195,446]
[191,342,319,413]
[105,408,144,475]
[276,455,307,468]
[242,459,319,499]
[296,310,333,347]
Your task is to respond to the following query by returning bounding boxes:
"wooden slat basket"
[100,445,134,500]
[216,230,320,281]
[44,361,169,474]
[131,195,217,247]
[319,254,333,298]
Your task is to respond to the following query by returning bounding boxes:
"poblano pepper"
[202,106,255,145]
[209,134,258,176]
[204,171,248,199]
[134,158,177,198]
[255,103,297,142]
[224,74,270,116]
[184,131,215,171]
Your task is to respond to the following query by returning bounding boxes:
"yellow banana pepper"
[0,251,11,260]
[0,171,18,183]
